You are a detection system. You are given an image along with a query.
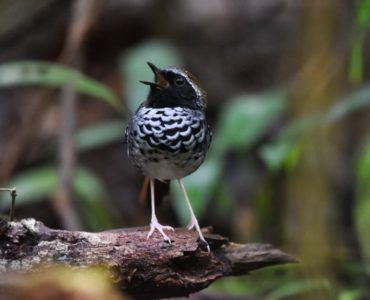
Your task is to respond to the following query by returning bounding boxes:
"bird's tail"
[139,177,170,207]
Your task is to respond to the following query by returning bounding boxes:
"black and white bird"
[125,62,212,250]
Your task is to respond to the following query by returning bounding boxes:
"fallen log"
[0,218,296,299]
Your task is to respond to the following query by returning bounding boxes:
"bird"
[125,62,212,251]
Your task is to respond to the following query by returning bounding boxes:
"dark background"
[0,0,369,299]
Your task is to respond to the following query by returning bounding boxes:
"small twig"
[54,81,82,230]
[54,0,105,230]
[0,187,17,221]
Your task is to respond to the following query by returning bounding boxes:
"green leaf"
[260,142,293,171]
[0,61,120,110]
[213,91,287,156]
[0,165,114,230]
[355,0,370,30]
[120,40,181,112]
[350,0,370,85]
[0,166,57,208]
[260,142,302,172]
[260,85,370,170]
[76,120,125,152]
[339,289,365,300]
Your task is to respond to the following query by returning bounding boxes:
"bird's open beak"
[140,62,169,88]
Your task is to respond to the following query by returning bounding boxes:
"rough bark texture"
[0,218,296,299]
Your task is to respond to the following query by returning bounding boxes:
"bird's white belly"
[142,160,194,180]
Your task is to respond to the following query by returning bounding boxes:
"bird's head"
[140,62,207,110]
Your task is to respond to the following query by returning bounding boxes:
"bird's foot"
[197,232,210,252]
[147,218,175,243]
[186,218,197,230]
[187,217,210,252]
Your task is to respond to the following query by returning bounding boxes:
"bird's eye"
[174,77,185,87]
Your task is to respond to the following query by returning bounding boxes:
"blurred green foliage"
[214,91,286,155]
[2,165,115,230]
[76,120,124,152]
[0,166,114,230]
[266,278,331,300]
[210,266,333,300]
[355,138,370,265]
[349,0,370,84]
[120,39,370,298]
[204,87,370,299]
[339,289,366,300]
[0,119,125,229]
[0,60,122,229]
[0,61,120,110]
[262,85,370,172]
[0,25,370,298]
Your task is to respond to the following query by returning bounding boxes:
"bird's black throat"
[146,86,200,110]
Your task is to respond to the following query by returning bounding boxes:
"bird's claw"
[198,235,210,252]
[147,219,174,243]
[186,217,210,252]
[186,218,198,230]
[186,219,196,230]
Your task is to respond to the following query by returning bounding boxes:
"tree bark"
[0,218,296,299]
